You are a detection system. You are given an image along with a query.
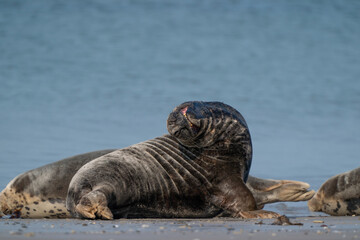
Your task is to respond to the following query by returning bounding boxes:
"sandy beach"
[1,216,359,240]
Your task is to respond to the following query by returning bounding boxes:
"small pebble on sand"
[24,232,35,237]
[9,230,22,235]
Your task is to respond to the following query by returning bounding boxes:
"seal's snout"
[166,110,188,138]
[167,104,201,141]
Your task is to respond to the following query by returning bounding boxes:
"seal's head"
[167,101,251,151]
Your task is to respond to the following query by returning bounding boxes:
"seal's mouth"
[180,106,188,117]
[180,106,200,133]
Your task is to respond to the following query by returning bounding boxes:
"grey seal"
[308,167,360,216]
[1,101,314,219]
[0,150,114,218]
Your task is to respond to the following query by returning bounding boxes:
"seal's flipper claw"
[96,205,113,220]
[75,191,113,220]
[236,210,280,219]
[75,204,96,219]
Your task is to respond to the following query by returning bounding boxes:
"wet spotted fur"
[0,150,114,218]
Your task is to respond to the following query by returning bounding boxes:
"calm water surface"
[0,0,359,216]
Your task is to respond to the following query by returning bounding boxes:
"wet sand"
[1,216,359,240]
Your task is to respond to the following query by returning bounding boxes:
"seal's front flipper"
[246,176,315,209]
[74,190,113,220]
[211,175,281,219]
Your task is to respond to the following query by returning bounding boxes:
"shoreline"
[1,216,359,240]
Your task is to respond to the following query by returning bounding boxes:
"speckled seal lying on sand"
[308,167,360,216]
[0,101,314,219]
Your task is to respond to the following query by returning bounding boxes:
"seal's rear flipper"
[246,175,315,209]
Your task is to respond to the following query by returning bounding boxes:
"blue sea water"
[0,0,359,216]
